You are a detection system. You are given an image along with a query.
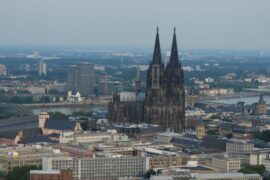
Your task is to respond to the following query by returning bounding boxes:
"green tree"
[143,169,156,178]
[72,111,92,117]
[206,129,219,136]
[48,89,59,94]
[238,165,265,175]
[209,114,221,120]
[39,96,50,103]
[16,90,31,94]
[0,89,6,94]
[11,96,33,104]
[49,111,68,120]
[254,130,270,142]
[5,165,41,180]
[224,133,233,139]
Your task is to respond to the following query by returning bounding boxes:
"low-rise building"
[39,112,82,135]
[194,173,262,180]
[59,131,113,144]
[30,169,73,180]
[146,155,182,169]
[67,90,82,102]
[0,145,67,172]
[210,155,241,173]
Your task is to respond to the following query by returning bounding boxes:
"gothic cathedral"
[108,28,185,132]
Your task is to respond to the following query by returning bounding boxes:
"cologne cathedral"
[108,28,185,132]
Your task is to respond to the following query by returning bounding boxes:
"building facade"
[38,60,47,76]
[30,170,73,180]
[146,155,182,169]
[42,156,145,180]
[0,146,67,172]
[226,140,254,158]
[108,28,185,132]
[210,155,241,173]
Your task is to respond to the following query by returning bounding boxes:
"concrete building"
[210,155,241,173]
[226,139,254,158]
[38,60,47,76]
[59,131,113,144]
[0,64,7,76]
[68,63,95,97]
[0,145,67,172]
[53,144,93,158]
[42,156,145,180]
[30,170,72,180]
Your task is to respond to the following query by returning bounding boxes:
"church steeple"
[152,27,162,64]
[168,27,180,67]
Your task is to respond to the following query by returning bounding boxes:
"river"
[31,105,107,115]
[209,95,270,105]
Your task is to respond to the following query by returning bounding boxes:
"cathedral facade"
[108,28,185,132]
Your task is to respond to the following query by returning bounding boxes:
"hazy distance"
[0,0,270,50]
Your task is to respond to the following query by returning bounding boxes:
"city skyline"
[0,0,270,50]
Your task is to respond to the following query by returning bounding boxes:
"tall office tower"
[144,27,185,132]
[38,60,47,76]
[0,64,7,76]
[67,63,95,97]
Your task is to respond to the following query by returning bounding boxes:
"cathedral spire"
[169,27,180,66]
[152,27,162,64]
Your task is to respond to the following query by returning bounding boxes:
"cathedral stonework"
[108,28,185,132]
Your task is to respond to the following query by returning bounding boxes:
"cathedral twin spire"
[152,27,162,65]
[152,27,181,67]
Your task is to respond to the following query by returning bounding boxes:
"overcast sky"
[0,0,270,50]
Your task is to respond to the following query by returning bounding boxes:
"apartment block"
[226,139,254,157]
[42,156,145,180]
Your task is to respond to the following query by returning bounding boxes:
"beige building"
[210,155,241,173]
[256,95,267,115]
[146,155,182,170]
[196,125,205,139]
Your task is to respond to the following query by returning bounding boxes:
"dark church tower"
[144,27,166,127]
[144,28,185,132]
[164,28,185,132]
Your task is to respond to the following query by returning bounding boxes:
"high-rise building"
[108,28,185,132]
[38,60,47,76]
[67,63,95,97]
[0,64,7,76]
